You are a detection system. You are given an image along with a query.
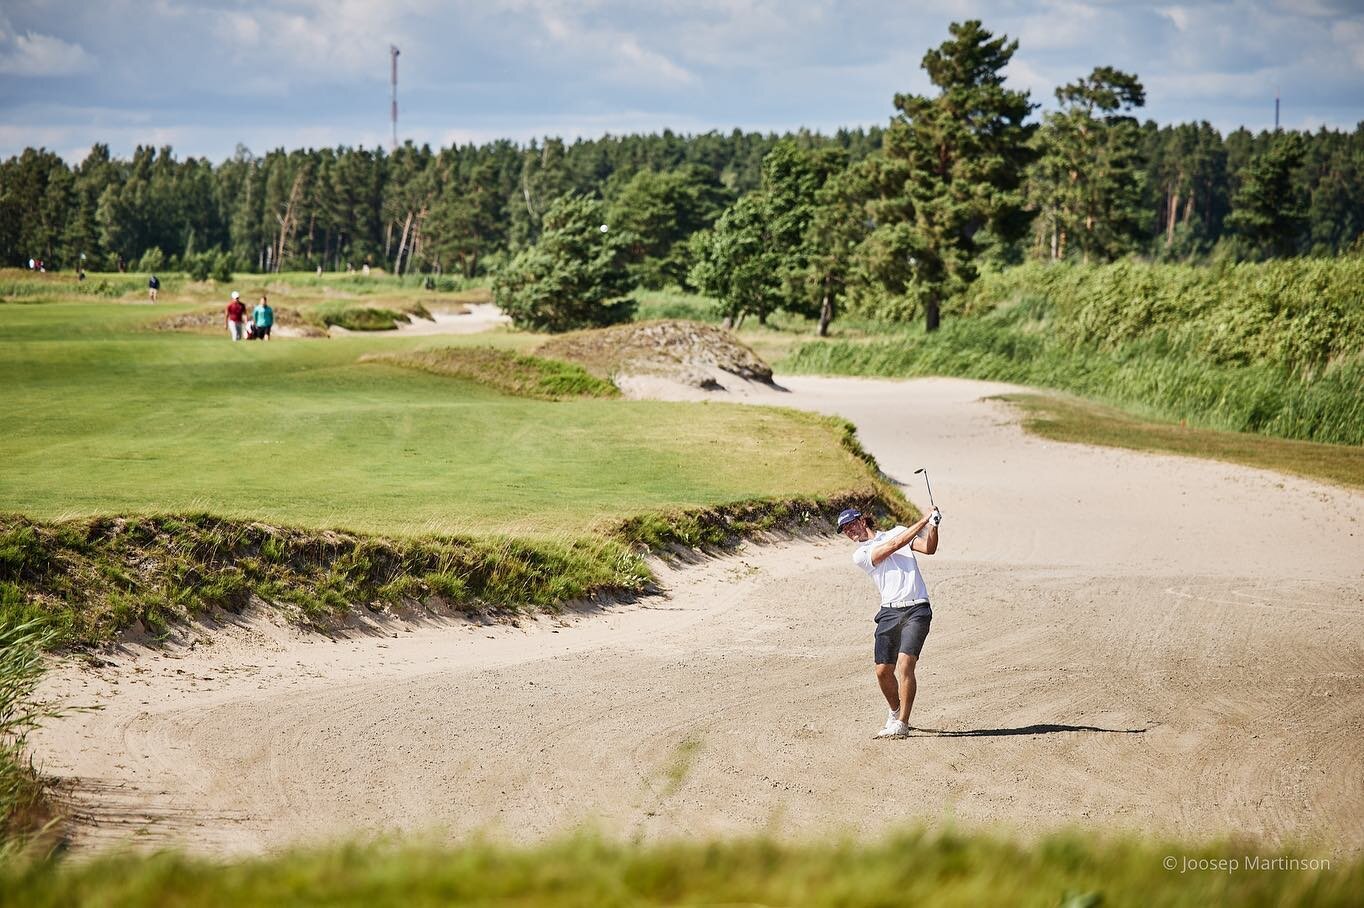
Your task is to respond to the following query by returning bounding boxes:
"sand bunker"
[30,375,1364,857]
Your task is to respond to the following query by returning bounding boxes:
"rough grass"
[782,314,1364,446]
[959,259,1364,375]
[0,480,905,648]
[0,513,657,644]
[999,393,1364,491]
[1,829,1357,907]
[361,347,620,400]
[0,618,61,849]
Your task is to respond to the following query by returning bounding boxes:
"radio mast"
[390,45,400,150]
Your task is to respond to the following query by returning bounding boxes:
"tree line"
[1,20,1361,333]
[0,129,880,279]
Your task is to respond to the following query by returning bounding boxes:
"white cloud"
[1018,0,1103,50]
[0,17,96,77]
[1,0,1362,162]
[1332,19,1364,69]
[1158,5,1191,31]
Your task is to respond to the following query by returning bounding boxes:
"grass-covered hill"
[785,259,1364,446]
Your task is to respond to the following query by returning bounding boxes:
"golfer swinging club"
[838,503,941,738]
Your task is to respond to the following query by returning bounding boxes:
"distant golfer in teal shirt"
[252,296,274,340]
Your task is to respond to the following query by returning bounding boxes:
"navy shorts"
[873,602,932,664]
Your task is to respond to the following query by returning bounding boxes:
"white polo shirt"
[853,525,929,608]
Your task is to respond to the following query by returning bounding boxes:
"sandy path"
[32,376,1364,856]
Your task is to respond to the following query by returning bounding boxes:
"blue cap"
[836,508,862,528]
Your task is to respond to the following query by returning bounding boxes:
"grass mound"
[362,347,619,400]
[2,828,1357,906]
[538,319,774,388]
[312,299,432,331]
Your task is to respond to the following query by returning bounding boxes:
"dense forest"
[0,129,881,277]
[2,22,1361,315]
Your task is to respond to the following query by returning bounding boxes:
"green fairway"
[0,295,870,538]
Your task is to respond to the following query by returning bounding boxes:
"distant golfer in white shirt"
[839,505,941,738]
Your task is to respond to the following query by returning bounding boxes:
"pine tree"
[1226,133,1309,258]
[875,20,1035,330]
[493,194,635,332]
[1028,67,1146,262]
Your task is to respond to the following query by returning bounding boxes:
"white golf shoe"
[875,718,911,739]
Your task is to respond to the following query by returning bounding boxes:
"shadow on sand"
[910,723,1152,738]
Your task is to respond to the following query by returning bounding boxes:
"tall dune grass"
[0,617,59,846]
[788,260,1364,445]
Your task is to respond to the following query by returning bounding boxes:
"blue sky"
[2,0,1362,163]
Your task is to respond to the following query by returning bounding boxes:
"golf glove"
[929,509,942,527]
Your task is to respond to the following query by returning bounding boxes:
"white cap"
[230,291,240,299]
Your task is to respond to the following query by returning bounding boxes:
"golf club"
[913,467,936,510]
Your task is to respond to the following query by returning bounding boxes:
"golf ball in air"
[599,224,609,232]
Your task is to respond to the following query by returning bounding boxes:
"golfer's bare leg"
[894,653,918,725]
[874,663,899,712]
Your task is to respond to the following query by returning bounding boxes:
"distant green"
[0,301,869,538]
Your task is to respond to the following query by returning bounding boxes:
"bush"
[137,247,165,273]
[210,252,234,284]
[493,194,636,332]
[185,251,212,282]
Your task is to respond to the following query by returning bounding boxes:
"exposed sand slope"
[32,377,1364,856]
[326,303,510,337]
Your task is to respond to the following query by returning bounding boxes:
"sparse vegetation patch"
[539,319,774,388]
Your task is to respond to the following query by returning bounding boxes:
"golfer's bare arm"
[869,513,937,566]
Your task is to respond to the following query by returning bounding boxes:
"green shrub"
[493,194,636,332]
[186,252,212,282]
[210,252,234,284]
[138,247,165,273]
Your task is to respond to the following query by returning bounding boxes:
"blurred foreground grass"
[1,830,1356,907]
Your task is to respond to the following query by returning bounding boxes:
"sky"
[1,0,1362,164]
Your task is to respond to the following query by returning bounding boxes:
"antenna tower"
[1275,87,1280,132]
[390,45,400,151]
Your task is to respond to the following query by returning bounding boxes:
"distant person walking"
[251,295,274,340]
[226,291,246,341]
[838,505,942,738]
[148,274,160,303]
